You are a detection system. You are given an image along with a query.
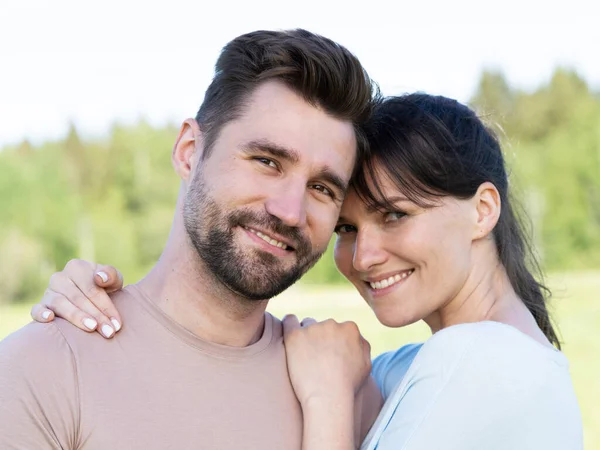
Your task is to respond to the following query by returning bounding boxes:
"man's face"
[183,81,357,300]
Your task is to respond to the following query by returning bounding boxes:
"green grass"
[0,303,33,340]
[1,271,598,448]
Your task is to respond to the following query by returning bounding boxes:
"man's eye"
[311,184,333,198]
[256,158,277,169]
[334,224,357,234]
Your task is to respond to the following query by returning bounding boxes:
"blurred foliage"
[0,68,599,303]
[471,68,600,270]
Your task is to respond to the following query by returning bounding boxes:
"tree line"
[0,68,598,303]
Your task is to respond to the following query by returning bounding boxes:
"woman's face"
[334,172,479,328]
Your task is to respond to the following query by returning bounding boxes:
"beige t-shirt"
[0,285,382,449]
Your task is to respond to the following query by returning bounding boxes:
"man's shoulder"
[0,321,79,405]
[0,320,74,362]
[0,322,80,447]
[0,289,138,365]
[265,312,284,339]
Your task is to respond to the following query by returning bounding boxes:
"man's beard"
[183,178,324,300]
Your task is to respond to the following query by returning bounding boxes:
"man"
[0,29,382,449]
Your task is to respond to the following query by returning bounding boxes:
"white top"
[362,321,583,450]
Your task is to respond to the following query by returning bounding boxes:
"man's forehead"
[229,82,358,170]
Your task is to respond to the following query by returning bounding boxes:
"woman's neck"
[424,249,553,349]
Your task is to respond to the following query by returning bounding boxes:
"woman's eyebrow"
[364,195,411,213]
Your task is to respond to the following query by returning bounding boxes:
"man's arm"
[0,322,79,449]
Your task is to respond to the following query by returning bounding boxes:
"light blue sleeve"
[367,323,583,450]
[371,344,422,399]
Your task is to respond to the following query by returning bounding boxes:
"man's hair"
[195,29,377,159]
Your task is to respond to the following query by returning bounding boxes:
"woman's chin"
[371,305,421,329]
[357,289,417,329]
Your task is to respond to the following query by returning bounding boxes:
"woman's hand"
[282,315,372,449]
[282,315,372,405]
[30,259,125,338]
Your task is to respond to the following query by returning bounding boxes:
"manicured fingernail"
[83,318,98,330]
[42,310,52,320]
[111,318,121,332]
[101,324,114,338]
[96,271,108,283]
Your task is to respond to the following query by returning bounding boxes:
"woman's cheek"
[333,239,353,277]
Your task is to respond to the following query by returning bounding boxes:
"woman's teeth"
[244,226,288,250]
[369,270,413,290]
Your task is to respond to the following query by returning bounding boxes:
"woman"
[31,94,583,449]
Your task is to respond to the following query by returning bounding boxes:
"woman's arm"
[30,259,125,338]
[302,394,356,450]
[282,315,373,450]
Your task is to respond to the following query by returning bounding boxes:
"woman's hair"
[354,93,560,348]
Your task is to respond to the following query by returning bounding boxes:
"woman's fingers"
[38,288,101,333]
[50,264,119,337]
[93,264,124,294]
[282,314,301,338]
[30,303,54,322]
[300,317,317,327]
[30,259,125,338]
[281,316,370,404]
[89,264,124,331]
[66,261,123,332]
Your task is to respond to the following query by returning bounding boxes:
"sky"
[0,0,598,146]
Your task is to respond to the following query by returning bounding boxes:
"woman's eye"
[311,184,334,198]
[385,211,406,222]
[334,224,357,234]
[256,158,277,169]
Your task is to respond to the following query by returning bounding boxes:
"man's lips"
[242,226,295,251]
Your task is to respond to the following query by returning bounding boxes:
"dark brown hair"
[354,93,560,348]
[195,29,377,160]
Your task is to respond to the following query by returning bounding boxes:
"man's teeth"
[245,227,288,250]
[369,270,413,290]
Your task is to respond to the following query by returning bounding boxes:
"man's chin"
[223,281,289,302]
[220,268,303,301]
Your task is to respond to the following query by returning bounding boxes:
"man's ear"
[172,118,204,182]
[472,182,501,241]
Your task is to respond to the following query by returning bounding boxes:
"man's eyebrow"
[315,167,349,197]
[243,139,300,164]
[243,139,348,197]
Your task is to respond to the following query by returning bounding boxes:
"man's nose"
[264,182,307,228]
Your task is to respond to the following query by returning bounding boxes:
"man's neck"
[136,234,269,348]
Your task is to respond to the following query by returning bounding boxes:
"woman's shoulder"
[404,321,575,406]
[373,321,570,399]
[421,321,569,371]
[372,343,423,398]
[365,322,582,450]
